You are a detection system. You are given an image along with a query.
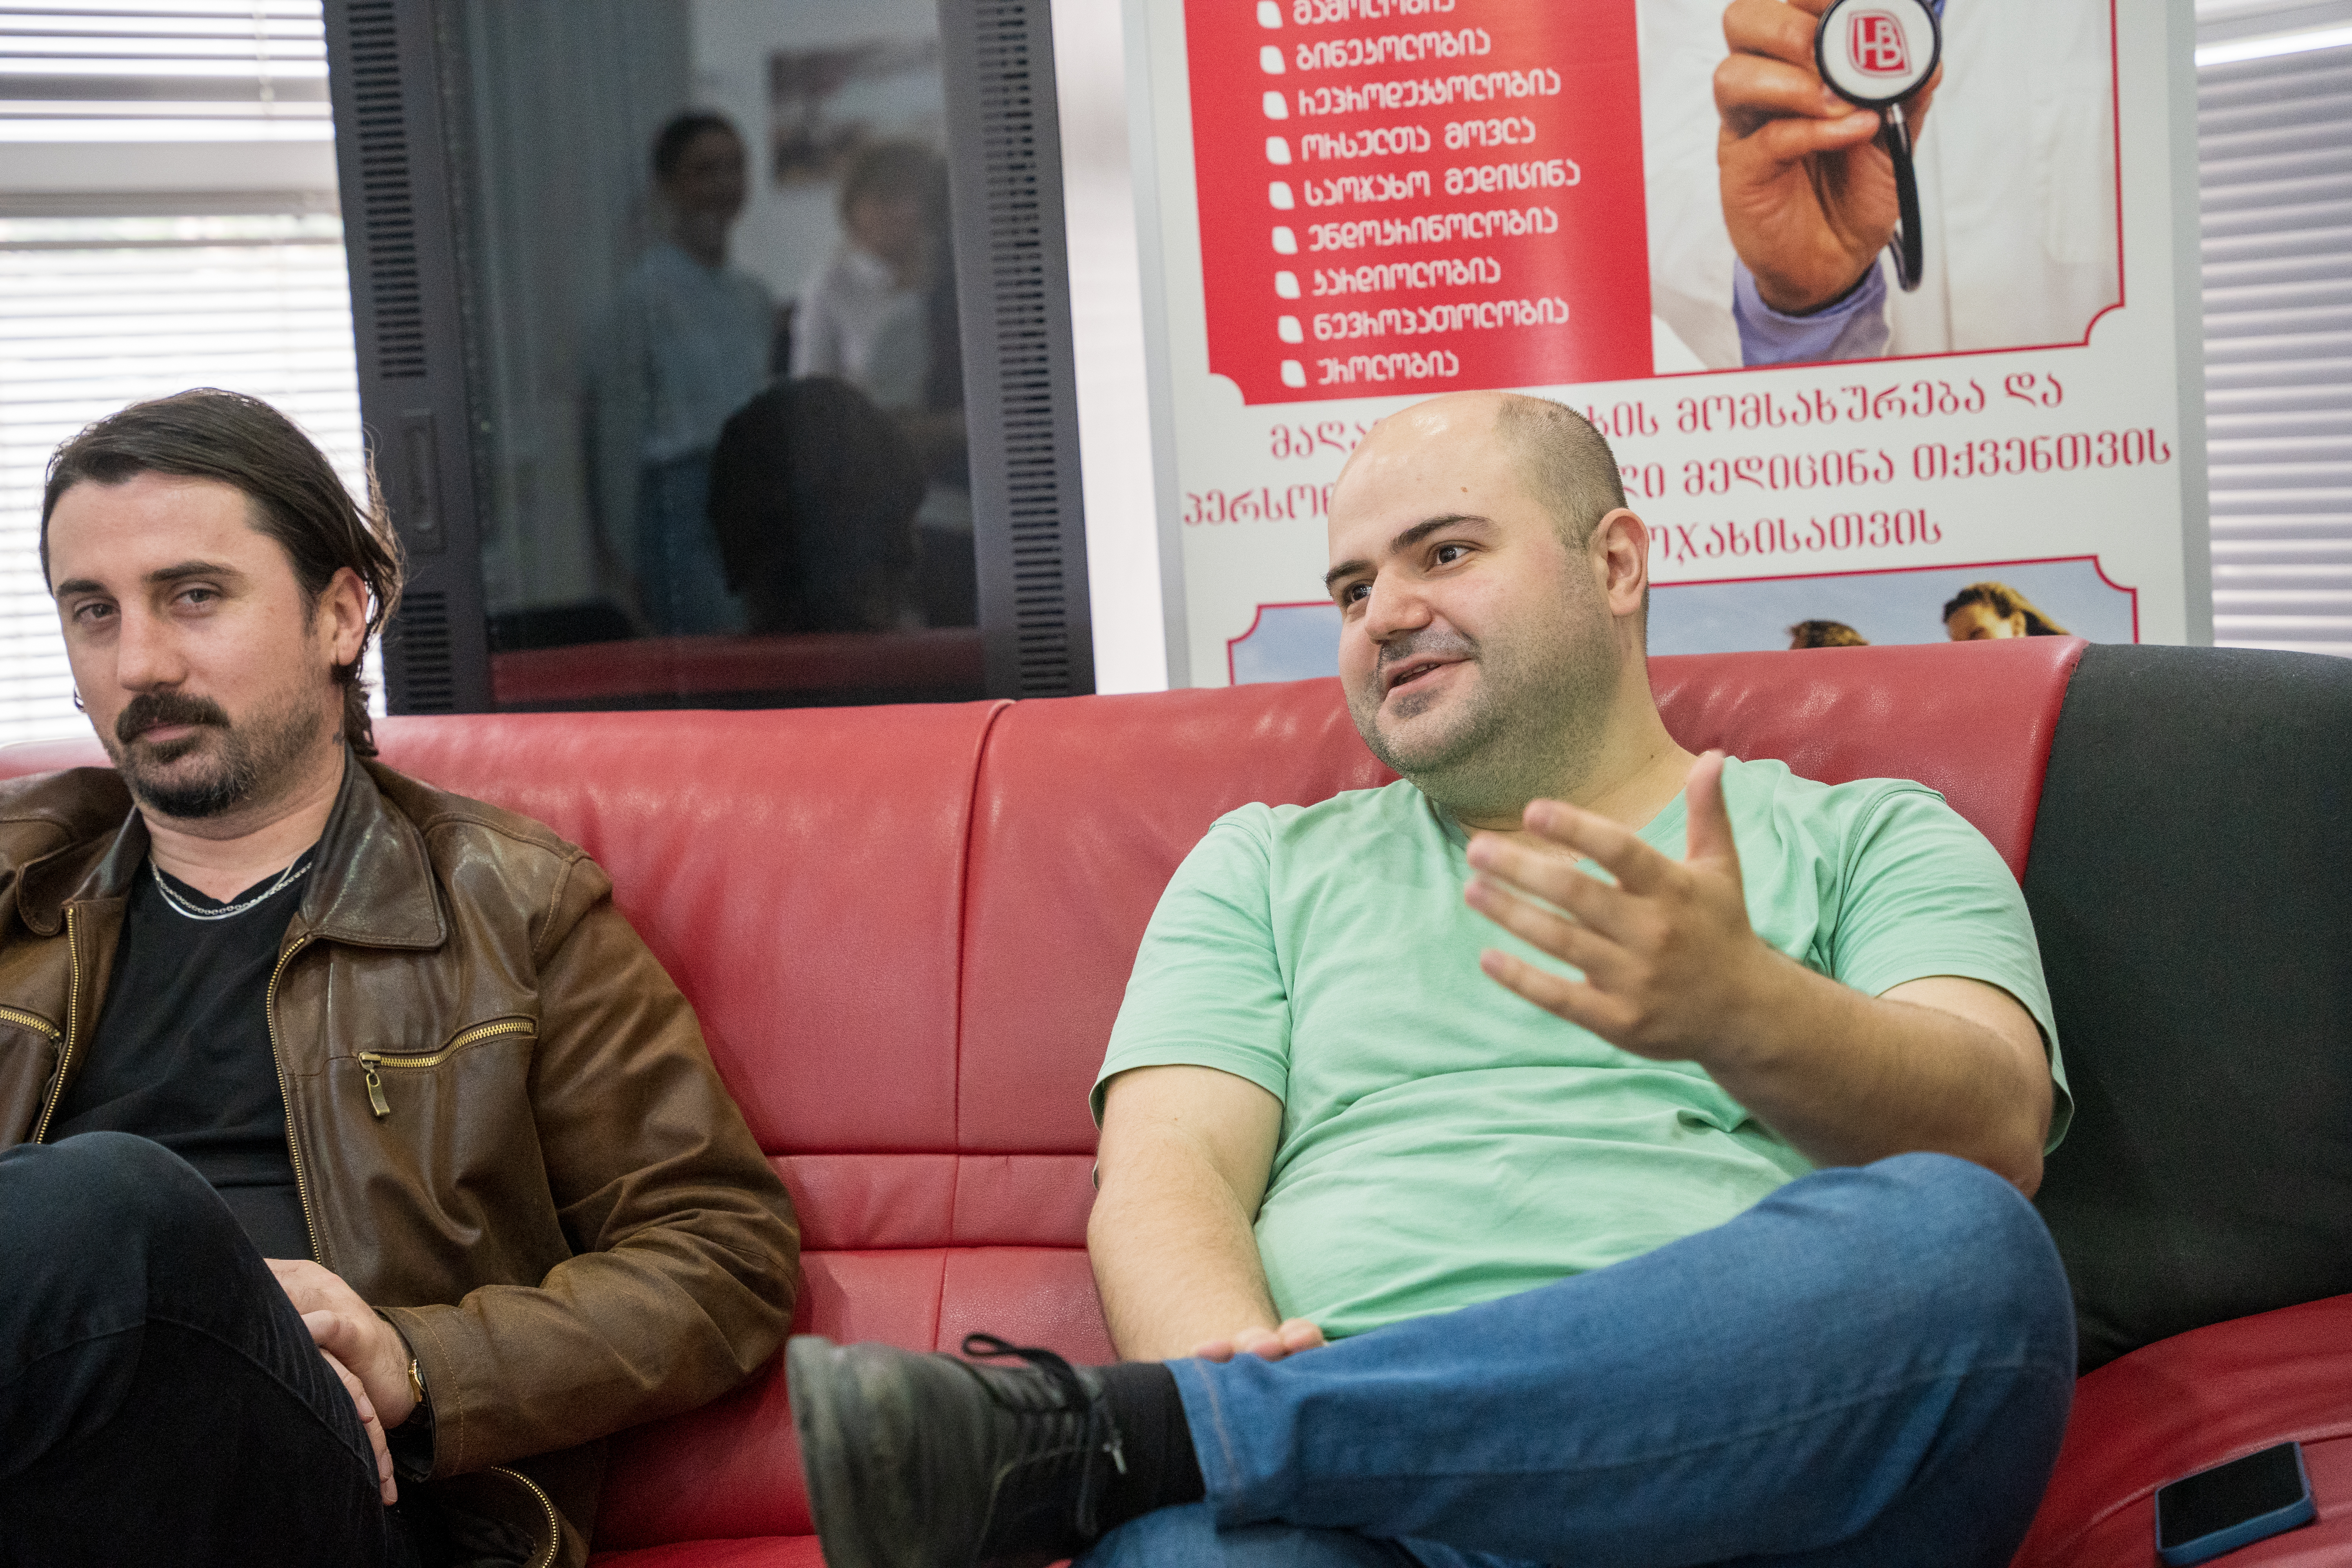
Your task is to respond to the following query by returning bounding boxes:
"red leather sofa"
[5,636,2346,1566]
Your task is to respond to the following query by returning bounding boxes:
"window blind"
[0,214,363,746]
[2198,29,2352,658]
[0,0,330,144]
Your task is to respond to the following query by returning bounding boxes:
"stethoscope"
[1813,0,1942,292]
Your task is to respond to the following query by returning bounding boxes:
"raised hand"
[1463,752,1785,1069]
[1715,0,1940,313]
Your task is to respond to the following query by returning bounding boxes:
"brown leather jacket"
[0,756,800,1568]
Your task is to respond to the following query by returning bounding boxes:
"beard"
[103,687,329,820]
[1347,586,1622,822]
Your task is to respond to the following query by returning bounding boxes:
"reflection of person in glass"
[791,140,942,391]
[593,112,774,636]
[707,378,926,636]
[1789,619,1869,648]
[1642,0,2118,369]
[792,139,978,627]
[1944,583,2069,641]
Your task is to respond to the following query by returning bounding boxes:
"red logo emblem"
[1849,11,1911,75]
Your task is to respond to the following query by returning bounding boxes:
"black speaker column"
[939,0,1096,699]
[324,0,490,714]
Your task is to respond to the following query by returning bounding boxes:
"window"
[2196,5,2352,657]
[0,0,361,747]
[0,214,363,745]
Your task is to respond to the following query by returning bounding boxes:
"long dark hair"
[1942,581,2069,637]
[40,389,405,756]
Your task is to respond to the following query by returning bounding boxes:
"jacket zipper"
[490,1465,561,1568]
[356,1018,534,1119]
[0,1005,62,1042]
[264,933,327,1262]
[29,906,84,1143]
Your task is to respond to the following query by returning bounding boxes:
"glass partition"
[436,0,980,708]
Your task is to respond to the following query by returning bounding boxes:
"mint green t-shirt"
[1092,758,2067,1340]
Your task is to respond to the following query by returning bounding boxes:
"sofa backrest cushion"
[361,706,1002,1159]
[959,682,1399,1164]
[2024,643,2352,1370]
[1650,638,2082,881]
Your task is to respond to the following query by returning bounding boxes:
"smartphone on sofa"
[2155,1441,2316,1566]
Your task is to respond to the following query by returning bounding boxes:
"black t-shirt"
[51,847,318,1259]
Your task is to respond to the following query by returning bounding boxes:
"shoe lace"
[962,1334,1128,1537]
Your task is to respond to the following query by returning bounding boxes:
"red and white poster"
[1125,0,2209,684]
[1187,2,1651,402]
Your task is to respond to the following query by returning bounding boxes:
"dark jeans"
[0,1132,437,1568]
[1087,1154,2076,1568]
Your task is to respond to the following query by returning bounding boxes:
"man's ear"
[317,566,370,669]
[1592,508,1650,621]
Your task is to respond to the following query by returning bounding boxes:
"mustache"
[116,691,230,747]
[1375,629,1478,685]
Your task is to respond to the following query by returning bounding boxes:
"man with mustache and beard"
[787,392,2074,1568]
[0,390,796,1568]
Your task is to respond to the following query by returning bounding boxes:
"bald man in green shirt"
[788,391,2076,1568]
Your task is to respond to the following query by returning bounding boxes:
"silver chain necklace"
[149,855,311,922]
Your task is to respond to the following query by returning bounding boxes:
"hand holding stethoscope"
[1713,0,1945,311]
[1814,0,1942,290]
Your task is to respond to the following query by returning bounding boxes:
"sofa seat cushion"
[2012,1292,2352,1566]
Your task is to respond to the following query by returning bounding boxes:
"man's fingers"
[321,1347,397,1506]
[1713,52,1846,134]
[1464,876,1630,984]
[1724,106,1882,170]
[1193,1318,1314,1363]
[301,1308,373,1374]
[1275,1318,1326,1354]
[1477,948,1631,1039]
[1463,832,1635,933]
[323,1347,375,1424]
[1518,800,1678,897]
[275,1267,414,1429]
[1722,0,1821,65]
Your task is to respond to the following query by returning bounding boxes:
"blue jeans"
[636,453,746,636]
[1082,1153,2074,1568]
[0,1133,438,1568]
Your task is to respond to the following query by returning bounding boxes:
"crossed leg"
[1082,1153,2074,1568]
[0,1131,428,1568]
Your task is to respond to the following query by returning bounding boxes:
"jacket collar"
[22,751,446,951]
[16,776,137,936]
[299,753,446,951]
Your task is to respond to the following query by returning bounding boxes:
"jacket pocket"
[0,1005,65,1141]
[356,1017,536,1120]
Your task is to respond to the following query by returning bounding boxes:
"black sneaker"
[788,1332,1129,1568]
